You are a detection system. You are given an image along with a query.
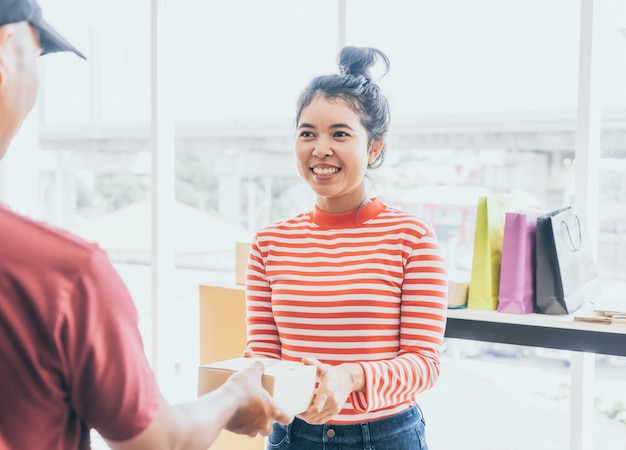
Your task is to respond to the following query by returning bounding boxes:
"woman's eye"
[300,131,314,138]
[334,131,348,137]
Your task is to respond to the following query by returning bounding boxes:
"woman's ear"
[368,140,384,165]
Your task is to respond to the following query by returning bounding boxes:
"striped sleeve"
[350,229,448,413]
[245,237,282,359]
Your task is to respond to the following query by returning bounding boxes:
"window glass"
[342,1,626,447]
[35,0,339,402]
[26,1,626,445]
[345,0,582,271]
[598,0,626,293]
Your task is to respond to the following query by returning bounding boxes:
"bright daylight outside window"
[33,0,340,399]
[347,0,626,448]
[4,0,624,448]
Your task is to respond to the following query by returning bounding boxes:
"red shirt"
[0,205,160,449]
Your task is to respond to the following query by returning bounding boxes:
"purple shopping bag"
[497,211,539,314]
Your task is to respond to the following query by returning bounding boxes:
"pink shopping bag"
[497,211,539,314]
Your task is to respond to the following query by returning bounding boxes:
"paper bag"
[497,211,539,314]
[467,194,516,310]
[535,206,601,315]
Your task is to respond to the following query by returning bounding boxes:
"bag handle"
[561,215,582,252]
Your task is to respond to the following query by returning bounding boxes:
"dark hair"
[295,46,391,169]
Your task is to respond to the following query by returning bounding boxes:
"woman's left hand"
[298,357,364,424]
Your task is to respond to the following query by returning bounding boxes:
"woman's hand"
[242,348,259,358]
[298,357,365,425]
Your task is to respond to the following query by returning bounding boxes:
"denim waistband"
[286,405,423,445]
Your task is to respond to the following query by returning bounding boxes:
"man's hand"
[224,361,293,436]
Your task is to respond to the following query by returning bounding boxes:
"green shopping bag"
[467,194,516,310]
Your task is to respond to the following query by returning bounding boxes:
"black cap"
[0,0,86,59]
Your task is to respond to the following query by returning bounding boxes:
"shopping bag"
[535,206,602,315]
[467,194,516,310]
[497,211,539,314]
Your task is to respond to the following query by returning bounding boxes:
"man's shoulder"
[0,204,99,265]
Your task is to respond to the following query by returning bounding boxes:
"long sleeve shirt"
[245,198,448,424]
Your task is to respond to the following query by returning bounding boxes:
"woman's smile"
[311,165,341,176]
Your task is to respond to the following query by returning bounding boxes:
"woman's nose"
[311,139,333,158]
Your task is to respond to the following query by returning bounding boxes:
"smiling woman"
[244,45,448,450]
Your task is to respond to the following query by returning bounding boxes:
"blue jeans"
[266,405,428,450]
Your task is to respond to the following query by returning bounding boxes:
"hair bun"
[337,46,390,80]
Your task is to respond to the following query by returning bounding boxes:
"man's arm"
[106,361,293,450]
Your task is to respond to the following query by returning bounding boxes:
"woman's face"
[295,95,383,214]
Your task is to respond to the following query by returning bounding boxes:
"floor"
[419,345,626,450]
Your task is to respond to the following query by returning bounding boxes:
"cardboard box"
[198,357,317,416]
[198,285,263,450]
[448,271,470,308]
[198,284,247,364]
[235,242,251,285]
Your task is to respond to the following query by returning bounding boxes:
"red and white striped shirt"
[246,198,448,424]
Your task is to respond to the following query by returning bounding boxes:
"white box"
[198,357,316,416]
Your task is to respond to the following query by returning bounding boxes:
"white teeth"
[312,167,339,175]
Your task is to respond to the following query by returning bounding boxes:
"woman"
[245,46,448,450]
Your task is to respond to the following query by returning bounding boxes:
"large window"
[1,1,624,448]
